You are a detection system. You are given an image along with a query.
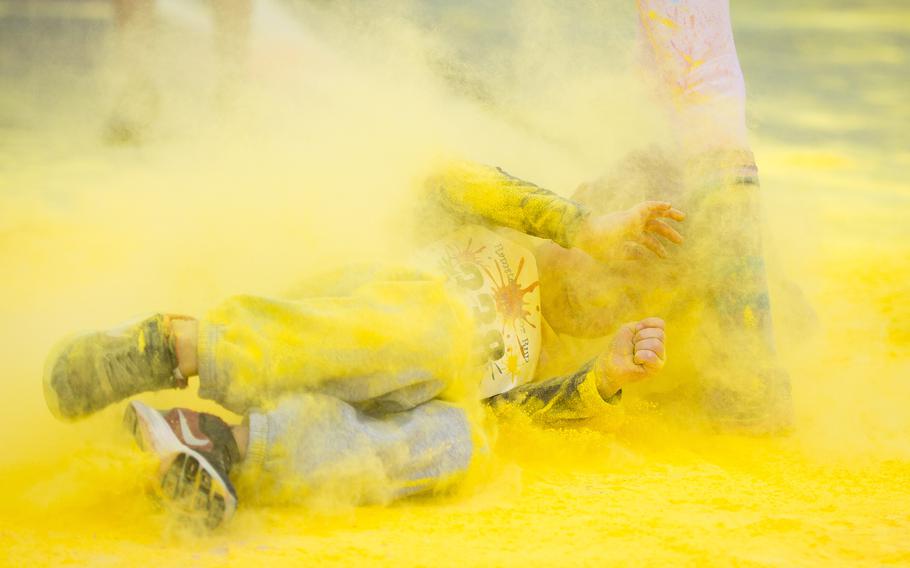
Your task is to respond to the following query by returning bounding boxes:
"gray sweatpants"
[237,394,474,506]
[195,269,480,505]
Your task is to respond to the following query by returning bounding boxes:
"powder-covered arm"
[423,161,591,249]
[484,359,623,424]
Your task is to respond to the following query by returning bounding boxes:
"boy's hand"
[572,201,685,262]
[595,317,666,398]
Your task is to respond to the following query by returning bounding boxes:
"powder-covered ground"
[1,1,908,566]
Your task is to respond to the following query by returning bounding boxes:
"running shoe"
[124,400,241,529]
[43,314,185,421]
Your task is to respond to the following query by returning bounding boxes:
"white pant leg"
[637,0,750,153]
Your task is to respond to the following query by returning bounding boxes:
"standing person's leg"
[635,0,792,432]
[107,0,160,144]
[106,0,254,143]
[635,0,749,156]
[211,0,253,105]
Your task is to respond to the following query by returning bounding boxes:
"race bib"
[419,227,542,398]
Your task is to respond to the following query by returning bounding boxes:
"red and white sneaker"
[124,401,241,528]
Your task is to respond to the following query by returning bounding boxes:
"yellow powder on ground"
[0,1,907,565]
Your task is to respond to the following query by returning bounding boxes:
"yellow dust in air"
[0,0,908,565]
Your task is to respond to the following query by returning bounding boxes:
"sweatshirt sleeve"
[484,358,623,424]
[423,160,591,248]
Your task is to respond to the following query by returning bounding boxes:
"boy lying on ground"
[43,161,683,528]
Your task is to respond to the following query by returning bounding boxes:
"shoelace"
[103,347,148,394]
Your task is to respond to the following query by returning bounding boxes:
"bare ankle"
[232,425,249,461]
[169,317,199,379]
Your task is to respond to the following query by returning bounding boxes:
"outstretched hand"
[572,201,685,262]
[595,317,666,398]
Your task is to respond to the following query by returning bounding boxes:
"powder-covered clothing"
[416,161,598,399]
[194,160,620,502]
[240,394,474,506]
[422,160,591,249]
[414,226,544,399]
[486,358,622,424]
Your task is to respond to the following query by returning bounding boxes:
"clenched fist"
[595,317,666,398]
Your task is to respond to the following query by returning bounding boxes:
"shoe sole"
[124,400,237,528]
